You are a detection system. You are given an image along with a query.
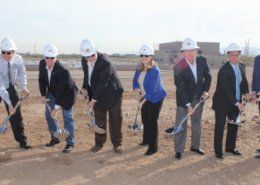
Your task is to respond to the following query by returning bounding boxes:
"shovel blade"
[172,126,184,135]
[0,126,8,133]
[90,125,106,134]
[164,126,184,135]
[53,131,70,141]
[126,125,143,134]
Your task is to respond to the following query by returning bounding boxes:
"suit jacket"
[133,64,167,103]
[81,52,124,110]
[38,59,78,110]
[212,61,249,115]
[252,55,260,94]
[174,55,212,107]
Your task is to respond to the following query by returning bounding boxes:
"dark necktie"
[8,62,12,86]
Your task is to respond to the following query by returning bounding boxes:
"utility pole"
[34,43,36,56]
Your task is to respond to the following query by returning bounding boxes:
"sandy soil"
[0,67,260,185]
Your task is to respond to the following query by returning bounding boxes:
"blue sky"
[1,0,260,54]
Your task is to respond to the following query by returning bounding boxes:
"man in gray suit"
[173,38,212,160]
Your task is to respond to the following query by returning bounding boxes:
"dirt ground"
[0,67,260,185]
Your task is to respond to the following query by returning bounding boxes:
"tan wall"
[158,41,220,55]
[204,54,227,67]
[197,42,220,55]
[154,50,171,64]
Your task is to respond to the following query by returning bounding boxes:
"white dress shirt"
[46,64,60,109]
[185,57,197,106]
[87,56,98,102]
[185,57,197,84]
[0,54,27,105]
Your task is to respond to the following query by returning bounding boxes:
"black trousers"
[93,100,123,147]
[214,106,239,154]
[141,98,164,152]
[3,85,27,144]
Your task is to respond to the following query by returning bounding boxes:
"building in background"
[154,41,227,66]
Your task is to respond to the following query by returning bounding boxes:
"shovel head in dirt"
[53,129,70,141]
[164,117,186,135]
[227,97,251,125]
[126,97,144,134]
[126,124,143,134]
[44,100,70,141]
[80,91,106,134]
[0,94,29,133]
[88,124,106,134]
[164,96,209,136]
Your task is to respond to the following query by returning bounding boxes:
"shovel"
[80,91,106,134]
[227,97,252,125]
[164,96,210,135]
[126,96,144,134]
[0,94,29,133]
[43,99,70,141]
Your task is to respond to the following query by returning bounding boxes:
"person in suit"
[133,44,167,156]
[249,55,260,158]
[174,38,212,160]
[38,44,78,153]
[80,39,124,154]
[212,43,249,159]
[0,37,31,149]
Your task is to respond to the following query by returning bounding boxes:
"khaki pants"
[174,97,204,153]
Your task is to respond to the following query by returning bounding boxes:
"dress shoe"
[113,146,123,154]
[90,145,103,153]
[20,143,32,150]
[144,150,157,156]
[256,149,260,152]
[139,142,148,146]
[46,139,60,147]
[216,153,224,158]
[190,148,205,155]
[255,154,260,159]
[225,149,242,155]
[62,145,74,153]
[175,152,182,160]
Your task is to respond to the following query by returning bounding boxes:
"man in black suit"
[80,39,124,154]
[212,43,249,158]
[174,38,212,160]
[38,44,78,153]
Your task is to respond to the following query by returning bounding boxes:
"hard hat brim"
[80,45,97,57]
[180,46,200,51]
[43,53,58,57]
[0,46,18,51]
[139,52,154,55]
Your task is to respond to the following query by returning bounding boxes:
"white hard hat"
[139,44,154,55]
[43,44,59,57]
[227,43,241,52]
[180,38,200,51]
[80,39,97,57]
[0,37,17,50]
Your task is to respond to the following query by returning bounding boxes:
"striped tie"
[8,62,12,86]
[235,65,240,101]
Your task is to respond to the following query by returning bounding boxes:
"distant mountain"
[220,47,260,55]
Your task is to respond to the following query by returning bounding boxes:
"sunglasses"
[85,54,95,58]
[2,51,12,55]
[140,55,149,57]
[45,57,55,59]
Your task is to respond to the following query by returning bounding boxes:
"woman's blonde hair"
[138,56,157,72]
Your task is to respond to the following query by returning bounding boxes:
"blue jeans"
[45,92,75,145]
